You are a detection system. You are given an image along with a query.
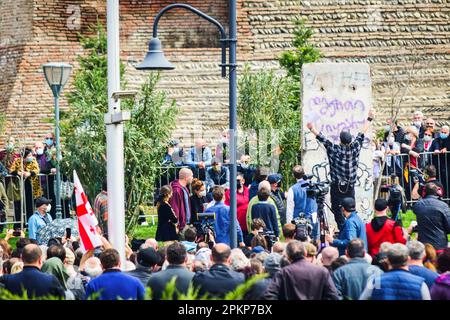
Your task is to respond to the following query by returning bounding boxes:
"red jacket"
[366,217,406,257]
[225,186,249,232]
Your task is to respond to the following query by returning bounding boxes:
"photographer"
[307,109,374,230]
[250,188,279,240]
[204,186,244,247]
[286,166,320,243]
[411,165,444,201]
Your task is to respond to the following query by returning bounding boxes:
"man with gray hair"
[412,110,426,138]
[407,241,439,289]
[264,240,339,300]
[246,180,279,231]
[360,243,431,300]
[83,257,103,279]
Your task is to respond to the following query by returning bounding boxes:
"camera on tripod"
[301,174,330,198]
[292,213,313,242]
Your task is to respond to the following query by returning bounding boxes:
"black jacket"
[412,195,450,250]
[147,265,194,300]
[155,202,178,242]
[0,266,65,299]
[192,263,245,298]
[126,265,153,288]
[264,258,339,300]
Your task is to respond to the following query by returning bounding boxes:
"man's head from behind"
[424,182,442,197]
[387,243,409,269]
[99,248,121,270]
[166,242,187,265]
[407,241,425,261]
[282,223,296,241]
[184,226,197,243]
[286,240,306,263]
[22,244,42,268]
[374,198,388,216]
[319,246,339,267]
[346,239,366,259]
[211,243,231,265]
[137,247,160,269]
[212,186,225,202]
[47,244,66,263]
[340,130,352,145]
[292,165,305,180]
[84,257,102,278]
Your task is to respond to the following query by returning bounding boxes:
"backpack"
[388,185,402,203]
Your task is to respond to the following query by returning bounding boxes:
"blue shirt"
[181,187,191,224]
[408,265,439,289]
[85,269,145,300]
[332,211,367,256]
[205,202,243,245]
[27,211,53,243]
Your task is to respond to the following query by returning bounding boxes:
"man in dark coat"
[169,168,194,231]
[126,247,160,287]
[147,242,194,300]
[0,244,65,299]
[264,240,339,300]
[412,182,450,252]
[192,243,245,298]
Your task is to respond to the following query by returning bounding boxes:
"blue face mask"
[26,157,34,163]
[440,133,449,140]
[45,138,53,146]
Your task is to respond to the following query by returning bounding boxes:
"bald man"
[169,168,194,231]
[185,138,212,180]
[192,243,245,298]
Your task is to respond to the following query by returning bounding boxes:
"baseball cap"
[268,174,282,185]
[341,197,356,212]
[374,198,388,212]
[264,253,282,276]
[35,196,52,208]
[137,247,160,268]
[251,246,265,254]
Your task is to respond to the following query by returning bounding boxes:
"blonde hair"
[10,261,24,274]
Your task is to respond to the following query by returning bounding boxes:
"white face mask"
[388,137,395,145]
[413,121,422,128]
[46,204,51,213]
[240,163,249,169]
[423,135,432,142]
[199,190,207,197]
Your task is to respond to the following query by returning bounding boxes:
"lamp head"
[136,38,174,70]
[42,62,72,97]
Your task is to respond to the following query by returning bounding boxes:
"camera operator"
[325,198,367,256]
[204,186,244,247]
[307,109,374,230]
[286,166,320,243]
[411,165,444,201]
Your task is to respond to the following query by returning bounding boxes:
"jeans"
[330,182,355,230]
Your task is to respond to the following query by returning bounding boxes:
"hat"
[137,247,160,268]
[251,246,265,254]
[374,198,388,212]
[169,139,180,147]
[268,174,282,185]
[35,196,51,208]
[340,130,352,145]
[341,197,356,212]
[264,253,282,276]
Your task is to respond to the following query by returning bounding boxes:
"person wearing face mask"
[307,109,374,230]
[225,173,250,234]
[185,138,212,181]
[411,110,426,139]
[27,197,53,243]
[382,133,402,178]
[9,148,42,228]
[189,178,210,228]
[431,126,450,200]
[422,129,434,166]
[237,155,255,187]
[385,120,405,144]
[34,141,56,199]
[44,133,55,149]
[206,158,230,191]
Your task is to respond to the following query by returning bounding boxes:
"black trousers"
[330,182,355,230]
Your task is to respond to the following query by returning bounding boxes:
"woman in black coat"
[155,185,179,242]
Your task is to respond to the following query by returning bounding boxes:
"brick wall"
[0,0,449,149]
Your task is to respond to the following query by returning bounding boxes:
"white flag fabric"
[73,170,102,252]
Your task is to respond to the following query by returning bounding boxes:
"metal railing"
[1,173,74,229]
[375,150,450,205]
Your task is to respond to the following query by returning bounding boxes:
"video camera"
[196,212,216,239]
[292,213,313,242]
[259,230,277,249]
[301,174,330,198]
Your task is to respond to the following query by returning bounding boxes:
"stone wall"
[0,0,449,149]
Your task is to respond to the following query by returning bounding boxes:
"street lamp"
[136,2,238,248]
[42,62,72,220]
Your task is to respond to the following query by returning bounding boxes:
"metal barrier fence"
[375,150,450,206]
[1,173,73,229]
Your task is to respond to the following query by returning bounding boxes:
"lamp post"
[136,2,238,248]
[42,62,72,220]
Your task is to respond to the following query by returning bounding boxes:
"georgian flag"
[73,170,102,252]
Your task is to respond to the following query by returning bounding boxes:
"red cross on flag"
[73,170,102,252]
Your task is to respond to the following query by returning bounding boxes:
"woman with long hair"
[155,185,179,242]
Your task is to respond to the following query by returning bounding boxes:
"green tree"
[60,24,178,233]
